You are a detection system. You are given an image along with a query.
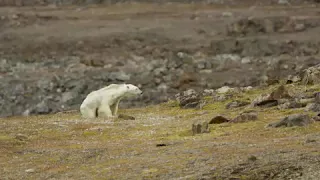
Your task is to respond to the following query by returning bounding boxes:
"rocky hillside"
[1,72,320,179]
[1,2,320,117]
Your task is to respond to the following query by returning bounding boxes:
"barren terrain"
[1,1,320,179]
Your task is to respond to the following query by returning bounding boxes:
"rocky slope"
[1,2,320,117]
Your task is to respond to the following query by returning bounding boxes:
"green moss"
[83,130,99,137]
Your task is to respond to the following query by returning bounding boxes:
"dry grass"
[1,84,320,179]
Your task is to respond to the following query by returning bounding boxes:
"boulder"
[301,64,320,85]
[192,120,210,135]
[267,114,312,128]
[230,112,258,123]
[175,89,202,109]
[209,115,230,124]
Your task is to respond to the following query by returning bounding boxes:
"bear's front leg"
[97,105,114,118]
[80,105,97,118]
[113,99,121,117]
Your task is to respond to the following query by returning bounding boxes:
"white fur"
[80,84,142,118]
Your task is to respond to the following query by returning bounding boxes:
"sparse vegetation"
[1,83,320,179]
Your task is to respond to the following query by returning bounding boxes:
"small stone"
[25,169,35,173]
[226,100,250,109]
[241,57,252,64]
[202,89,215,96]
[248,155,257,161]
[267,114,312,128]
[118,114,135,120]
[209,115,230,124]
[192,120,210,135]
[216,86,233,94]
[294,23,305,32]
[230,112,258,123]
[314,92,320,103]
[15,134,28,141]
[222,12,233,17]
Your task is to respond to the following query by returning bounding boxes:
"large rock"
[301,64,320,85]
[192,120,210,135]
[230,112,258,123]
[267,114,313,128]
[209,115,230,124]
[251,85,291,108]
[175,89,202,109]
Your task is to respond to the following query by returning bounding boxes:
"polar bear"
[80,84,142,118]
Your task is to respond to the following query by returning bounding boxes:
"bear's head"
[124,84,143,97]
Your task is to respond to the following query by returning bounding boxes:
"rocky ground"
[1,81,320,179]
[1,1,320,117]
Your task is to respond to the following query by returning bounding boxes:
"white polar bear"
[80,84,142,118]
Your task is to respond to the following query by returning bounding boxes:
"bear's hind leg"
[97,105,113,118]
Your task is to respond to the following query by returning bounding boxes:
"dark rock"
[156,143,167,147]
[226,100,250,109]
[230,112,258,123]
[247,155,257,162]
[118,114,135,120]
[252,85,291,108]
[256,99,278,108]
[209,115,230,124]
[267,114,312,128]
[176,89,202,109]
[192,120,210,135]
[314,92,320,103]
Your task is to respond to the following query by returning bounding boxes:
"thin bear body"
[80,84,142,118]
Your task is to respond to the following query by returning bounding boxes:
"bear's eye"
[127,86,129,89]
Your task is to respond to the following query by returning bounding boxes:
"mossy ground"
[1,84,320,179]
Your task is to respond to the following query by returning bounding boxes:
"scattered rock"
[192,120,210,135]
[118,114,135,120]
[176,89,202,109]
[305,103,320,112]
[156,143,167,147]
[25,169,35,173]
[202,89,215,96]
[256,99,278,108]
[312,113,320,121]
[222,12,233,17]
[209,115,230,124]
[252,85,291,108]
[278,100,303,110]
[213,94,233,102]
[216,86,233,94]
[286,75,301,84]
[267,114,312,128]
[301,64,320,85]
[15,133,28,141]
[226,100,250,109]
[314,92,320,103]
[270,85,291,99]
[248,155,258,162]
[230,112,258,123]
